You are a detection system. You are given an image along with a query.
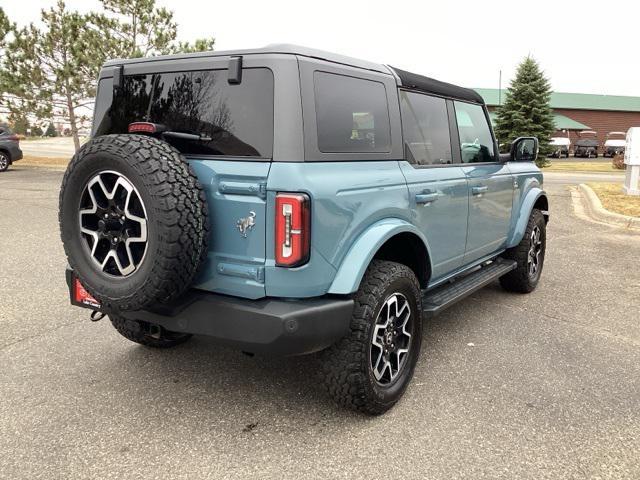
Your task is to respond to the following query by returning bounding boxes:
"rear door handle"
[471,185,489,196]
[415,192,440,205]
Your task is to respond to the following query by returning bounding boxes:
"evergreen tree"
[9,112,29,135]
[92,0,215,59]
[45,122,58,137]
[1,1,104,151]
[1,1,215,151]
[0,7,15,113]
[494,57,556,167]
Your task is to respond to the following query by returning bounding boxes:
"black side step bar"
[422,258,517,316]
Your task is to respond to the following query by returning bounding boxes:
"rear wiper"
[162,131,212,142]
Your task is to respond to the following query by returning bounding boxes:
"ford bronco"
[59,45,548,414]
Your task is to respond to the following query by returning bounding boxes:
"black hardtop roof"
[390,67,485,104]
[104,44,482,103]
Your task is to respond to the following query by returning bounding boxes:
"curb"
[578,183,640,230]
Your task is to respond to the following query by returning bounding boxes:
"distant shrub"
[612,154,626,170]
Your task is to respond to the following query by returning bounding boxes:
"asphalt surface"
[1,166,639,479]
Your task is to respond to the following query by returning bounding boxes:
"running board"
[422,258,517,316]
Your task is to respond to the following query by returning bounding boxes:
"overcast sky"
[5,0,640,96]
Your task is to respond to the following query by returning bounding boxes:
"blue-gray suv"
[59,45,549,414]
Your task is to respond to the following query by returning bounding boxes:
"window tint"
[454,101,495,163]
[95,68,274,157]
[400,91,452,165]
[314,72,391,153]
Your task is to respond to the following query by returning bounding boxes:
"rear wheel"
[500,209,546,293]
[110,315,192,348]
[320,260,423,415]
[0,152,9,172]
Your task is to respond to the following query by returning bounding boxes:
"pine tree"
[45,122,58,137]
[0,7,15,114]
[93,0,215,59]
[494,57,556,168]
[1,1,215,151]
[1,1,104,151]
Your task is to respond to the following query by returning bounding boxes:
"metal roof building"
[475,88,640,150]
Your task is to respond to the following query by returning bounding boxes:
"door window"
[399,91,452,165]
[454,101,495,163]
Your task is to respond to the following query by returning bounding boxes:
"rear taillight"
[128,122,158,134]
[275,192,310,267]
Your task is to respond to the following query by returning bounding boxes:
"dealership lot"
[1,166,639,479]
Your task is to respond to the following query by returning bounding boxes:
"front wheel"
[500,209,546,293]
[320,260,423,415]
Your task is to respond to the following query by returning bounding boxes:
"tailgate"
[190,159,270,299]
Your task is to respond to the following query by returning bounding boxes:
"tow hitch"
[90,311,106,322]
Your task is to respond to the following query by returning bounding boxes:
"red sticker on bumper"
[73,278,101,309]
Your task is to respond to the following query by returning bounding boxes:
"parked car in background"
[0,126,23,172]
[574,130,599,158]
[603,131,626,157]
[549,137,570,158]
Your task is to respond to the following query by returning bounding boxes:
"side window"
[314,71,391,153]
[453,101,495,163]
[399,91,452,165]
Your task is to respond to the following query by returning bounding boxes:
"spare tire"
[59,134,209,312]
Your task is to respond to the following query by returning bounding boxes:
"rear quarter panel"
[265,161,410,297]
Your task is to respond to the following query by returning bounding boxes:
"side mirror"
[510,137,538,162]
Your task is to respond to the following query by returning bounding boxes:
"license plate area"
[69,273,102,310]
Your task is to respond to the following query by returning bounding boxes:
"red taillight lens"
[275,193,310,267]
[128,122,157,133]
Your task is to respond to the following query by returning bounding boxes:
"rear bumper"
[66,269,353,356]
[9,145,22,162]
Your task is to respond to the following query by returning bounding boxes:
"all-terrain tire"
[320,260,423,415]
[59,134,209,312]
[499,209,546,293]
[110,315,192,348]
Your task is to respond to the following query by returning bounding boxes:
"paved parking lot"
[1,166,639,479]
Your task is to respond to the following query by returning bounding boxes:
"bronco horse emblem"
[236,211,256,238]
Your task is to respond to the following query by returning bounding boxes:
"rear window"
[94,68,274,157]
[314,72,391,153]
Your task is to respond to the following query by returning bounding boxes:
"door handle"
[415,192,440,205]
[471,185,489,196]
